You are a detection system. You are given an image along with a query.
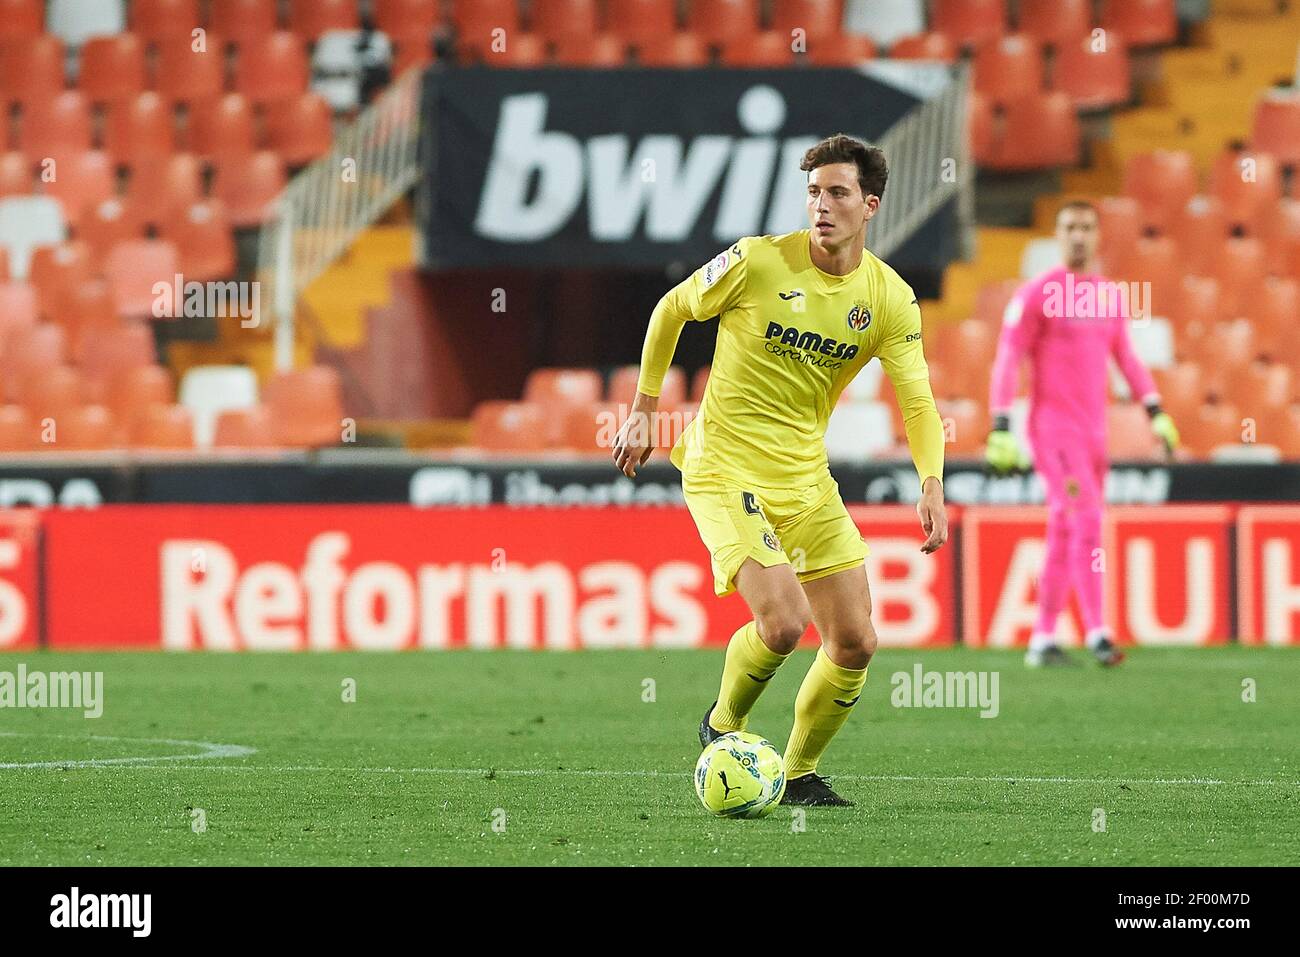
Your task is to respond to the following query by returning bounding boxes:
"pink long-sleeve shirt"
[989,266,1159,439]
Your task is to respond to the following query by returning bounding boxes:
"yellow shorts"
[681,471,869,597]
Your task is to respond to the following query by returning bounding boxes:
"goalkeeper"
[986,201,1180,667]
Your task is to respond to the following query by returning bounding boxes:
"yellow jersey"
[636,229,944,488]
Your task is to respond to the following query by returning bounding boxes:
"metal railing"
[256,69,424,370]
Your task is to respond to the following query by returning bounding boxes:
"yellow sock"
[710,621,790,733]
[784,647,868,778]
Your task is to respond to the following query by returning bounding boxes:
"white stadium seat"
[0,197,68,280]
[839,356,884,401]
[844,0,925,50]
[824,399,895,461]
[46,0,127,49]
[179,365,260,449]
[1019,238,1060,278]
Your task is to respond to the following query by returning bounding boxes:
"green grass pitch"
[0,647,1296,866]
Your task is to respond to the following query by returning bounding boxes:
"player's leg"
[1027,439,1080,666]
[1073,441,1124,665]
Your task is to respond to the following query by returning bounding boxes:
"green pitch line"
[0,647,1295,866]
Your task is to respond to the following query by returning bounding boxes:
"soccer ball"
[694,731,786,818]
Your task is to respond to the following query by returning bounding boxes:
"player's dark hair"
[1057,200,1099,222]
[800,134,888,200]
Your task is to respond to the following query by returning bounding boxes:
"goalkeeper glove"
[1148,404,1180,454]
[985,414,1024,475]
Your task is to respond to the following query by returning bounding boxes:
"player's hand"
[1151,411,1180,454]
[985,429,1023,475]
[612,396,656,478]
[917,476,947,554]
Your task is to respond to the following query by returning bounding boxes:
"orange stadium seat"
[264,93,334,166]
[1209,148,1282,233]
[607,365,686,409]
[287,0,359,41]
[524,368,603,407]
[153,34,227,103]
[561,401,624,453]
[77,198,148,262]
[1104,233,1181,311]
[105,363,172,421]
[234,32,309,105]
[1053,32,1130,110]
[1172,195,1229,274]
[3,324,68,387]
[373,0,442,37]
[1153,360,1207,422]
[930,0,1007,49]
[81,323,158,388]
[987,93,1080,170]
[531,0,598,40]
[889,32,958,61]
[1236,360,1293,420]
[17,92,93,161]
[1095,195,1143,260]
[0,0,43,40]
[967,92,995,163]
[130,0,202,43]
[1123,150,1198,232]
[390,31,438,73]
[472,401,549,452]
[160,200,236,281]
[211,151,286,227]
[552,33,627,66]
[103,92,176,165]
[687,0,761,46]
[1016,0,1090,47]
[1099,0,1176,48]
[469,33,550,67]
[1248,277,1297,358]
[40,151,117,226]
[1186,401,1243,458]
[0,35,66,102]
[54,405,118,451]
[722,31,797,66]
[1107,403,1162,460]
[0,282,38,341]
[1261,402,1300,458]
[451,0,521,38]
[104,239,181,319]
[129,403,194,449]
[637,33,709,66]
[187,93,256,161]
[1250,92,1300,167]
[771,0,843,40]
[0,405,35,451]
[0,248,7,280]
[79,34,148,103]
[937,397,985,456]
[973,279,1019,324]
[53,281,117,352]
[209,0,280,45]
[127,153,205,223]
[1260,198,1300,277]
[264,366,345,447]
[18,364,83,420]
[805,32,875,66]
[1209,236,1268,317]
[212,405,278,449]
[973,34,1043,103]
[607,0,679,45]
[29,241,93,309]
[0,153,30,197]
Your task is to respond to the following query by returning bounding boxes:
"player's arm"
[1111,309,1179,454]
[985,290,1040,474]
[613,242,749,477]
[879,292,947,553]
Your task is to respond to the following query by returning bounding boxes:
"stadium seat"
[1104,234,1181,311]
[77,197,147,262]
[1053,32,1131,110]
[1123,150,1198,232]
[311,29,394,111]
[967,91,995,164]
[842,0,925,47]
[234,32,310,104]
[264,93,334,166]
[17,92,93,161]
[153,34,227,103]
[529,0,598,41]
[773,0,845,42]
[18,364,83,420]
[472,400,549,452]
[524,368,603,407]
[51,280,117,347]
[804,33,876,66]
[373,0,442,39]
[561,401,624,453]
[212,405,279,449]
[46,0,126,49]
[607,365,686,409]
[211,151,286,227]
[1261,402,1300,458]
[1127,316,1175,370]
[78,34,148,104]
[0,153,31,198]
[103,92,175,165]
[160,200,235,281]
[450,0,522,44]
[179,364,258,449]
[0,405,35,450]
[1167,274,1221,340]
[1209,148,1282,233]
[1095,196,1143,260]
[390,32,437,75]
[129,403,194,449]
[1259,197,1300,277]
[0,0,42,40]
[1016,0,1091,48]
[130,0,202,43]
[127,153,204,223]
[1018,237,1059,277]
[28,241,92,309]
[1173,195,1229,274]
[0,248,6,280]
[287,0,359,41]
[722,32,797,67]
[888,32,958,61]
[3,324,67,387]
[825,400,895,460]
[1099,0,1176,48]
[974,278,1019,324]
[552,34,627,67]
[1209,236,1268,317]
[1153,360,1207,422]
[188,93,256,161]
[1235,360,1292,420]
[53,405,118,451]
[104,239,181,318]
[209,0,280,46]
[0,282,38,342]
[930,0,1008,49]
[687,0,760,47]
[264,366,345,447]
[468,33,550,67]
[636,33,709,66]
[606,0,679,46]
[973,34,1044,103]
[40,151,116,227]
[1107,403,1162,460]
[1247,277,1297,359]
[0,36,67,103]
[1186,401,1243,458]
[81,323,158,389]
[1250,92,1300,167]
[937,397,986,456]
[0,196,66,280]
[986,93,1080,170]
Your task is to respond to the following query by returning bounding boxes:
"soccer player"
[612,134,947,807]
[986,201,1181,667]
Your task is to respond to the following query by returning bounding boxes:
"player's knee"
[756,610,811,655]
[826,619,877,669]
